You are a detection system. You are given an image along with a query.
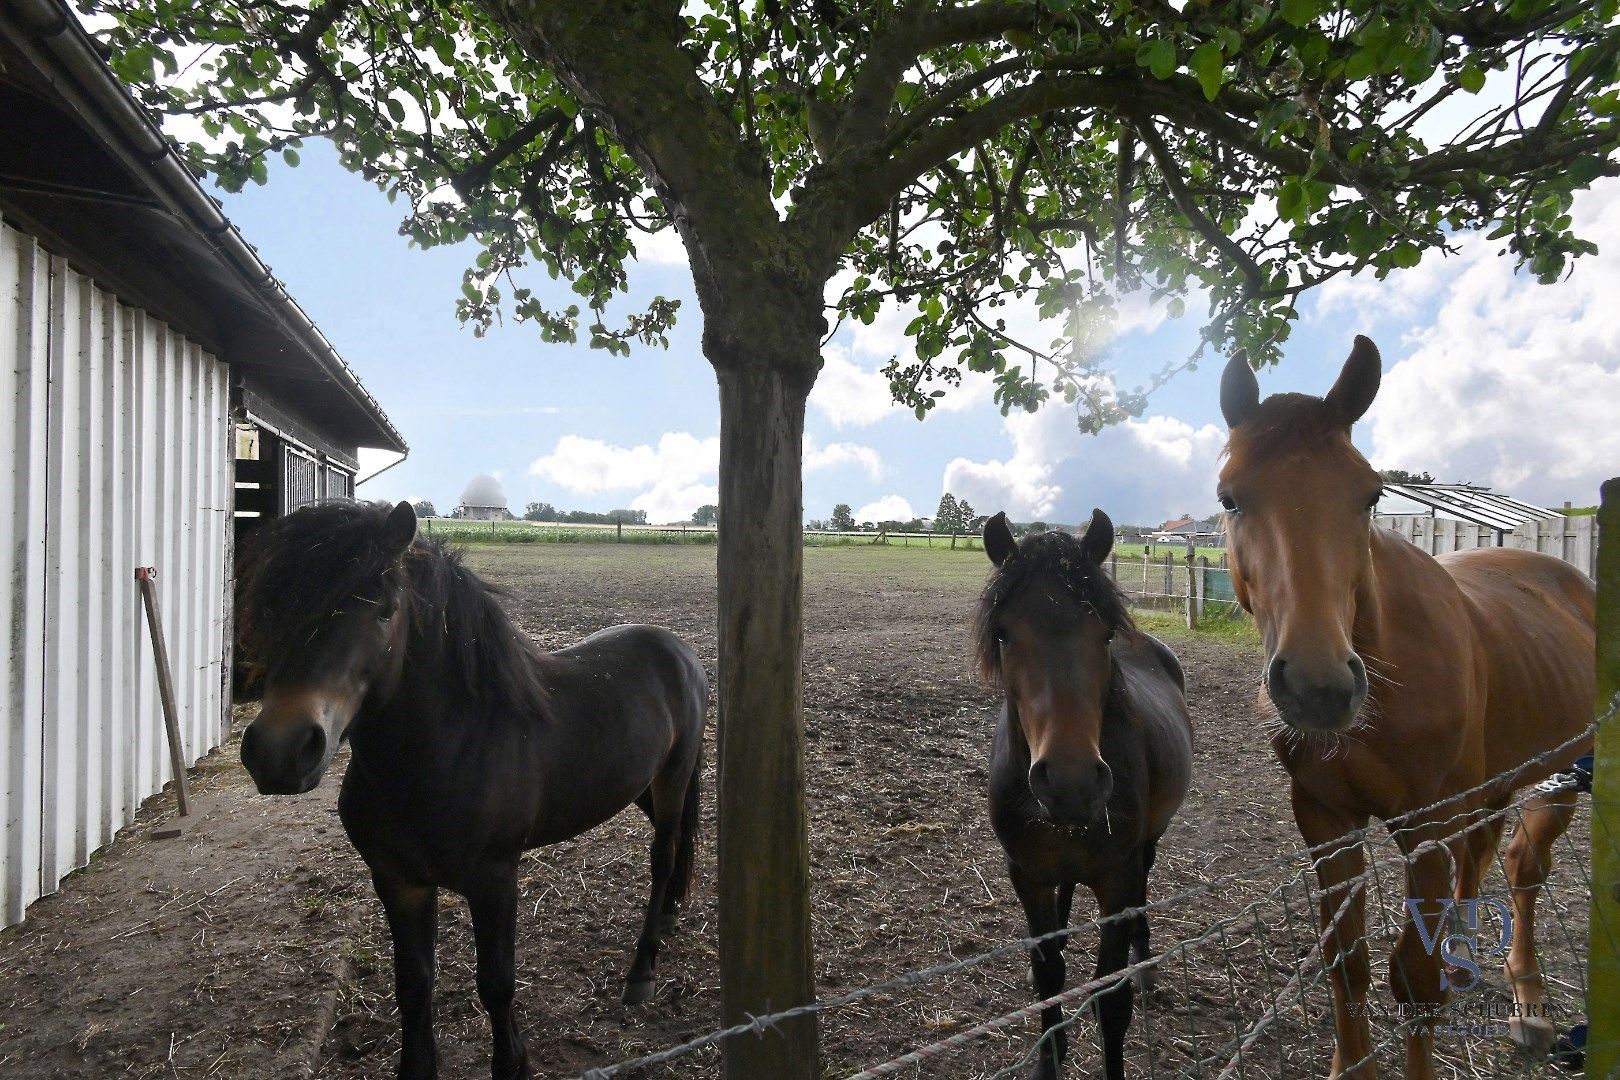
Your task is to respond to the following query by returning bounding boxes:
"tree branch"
[1135,120,1262,296]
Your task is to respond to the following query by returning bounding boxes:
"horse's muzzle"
[1266,651,1368,732]
[1029,756,1114,826]
[241,717,331,795]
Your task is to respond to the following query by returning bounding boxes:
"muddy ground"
[0,543,1590,1078]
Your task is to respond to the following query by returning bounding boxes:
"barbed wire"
[583,691,1617,1079]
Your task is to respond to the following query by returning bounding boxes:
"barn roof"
[0,0,406,455]
[1381,482,1561,532]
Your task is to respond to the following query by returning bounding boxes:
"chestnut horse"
[1218,337,1595,1078]
[978,511,1193,1079]
[236,501,708,1080]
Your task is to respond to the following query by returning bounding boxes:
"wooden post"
[135,567,192,824]
[1198,556,1210,623]
[1589,478,1620,1075]
[1140,551,1149,600]
[1182,546,1195,629]
[616,519,623,542]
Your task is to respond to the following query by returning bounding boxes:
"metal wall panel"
[0,217,230,926]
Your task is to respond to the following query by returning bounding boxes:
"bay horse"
[977,511,1194,1080]
[236,500,708,1080]
[1217,337,1595,1078]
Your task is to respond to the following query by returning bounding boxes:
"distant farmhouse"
[1149,515,1224,545]
[456,474,511,520]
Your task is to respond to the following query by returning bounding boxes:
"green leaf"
[1457,63,1486,93]
[1189,42,1226,101]
[1137,39,1176,80]
[1278,0,1322,28]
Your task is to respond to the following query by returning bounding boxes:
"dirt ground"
[0,543,1591,1079]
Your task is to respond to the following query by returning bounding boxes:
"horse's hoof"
[1510,1015,1557,1058]
[621,978,656,1006]
[658,911,680,938]
[1025,1058,1059,1080]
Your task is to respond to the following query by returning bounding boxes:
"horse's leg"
[1010,862,1066,1080]
[1293,788,1376,1079]
[1131,838,1159,993]
[1389,837,1453,1080]
[1444,809,1505,988]
[1500,786,1577,1057]
[662,754,702,934]
[467,865,529,1080]
[1092,864,1144,1080]
[622,767,689,1005]
[374,872,440,1080]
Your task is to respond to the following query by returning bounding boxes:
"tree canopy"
[96,0,1619,429]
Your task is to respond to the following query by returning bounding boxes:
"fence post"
[1140,552,1149,600]
[1184,545,1197,630]
[1198,555,1209,623]
[1589,477,1620,1077]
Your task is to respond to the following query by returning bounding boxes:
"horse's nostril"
[298,726,327,773]
[1267,654,1287,693]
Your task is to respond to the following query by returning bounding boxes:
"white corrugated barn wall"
[1,215,229,927]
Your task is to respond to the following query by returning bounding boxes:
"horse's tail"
[670,751,701,905]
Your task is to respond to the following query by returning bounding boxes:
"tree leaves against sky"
[90,0,1619,430]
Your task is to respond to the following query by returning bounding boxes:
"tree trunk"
[714,352,820,1080]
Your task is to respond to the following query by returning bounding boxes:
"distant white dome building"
[457,474,509,520]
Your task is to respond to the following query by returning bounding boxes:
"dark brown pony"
[236,501,708,1080]
[1218,337,1595,1078]
[978,511,1194,1080]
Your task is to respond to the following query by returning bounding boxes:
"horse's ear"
[1324,335,1381,425]
[984,512,1017,566]
[1220,349,1261,429]
[1080,508,1114,565]
[384,500,417,554]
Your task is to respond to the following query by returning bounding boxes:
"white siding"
[1376,513,1600,579]
[0,217,230,926]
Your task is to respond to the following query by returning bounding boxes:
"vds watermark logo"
[1404,898,1512,992]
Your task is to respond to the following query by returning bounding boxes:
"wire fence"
[1107,548,1245,624]
[582,693,1616,1080]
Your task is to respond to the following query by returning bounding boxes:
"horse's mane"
[973,528,1136,687]
[237,500,550,717]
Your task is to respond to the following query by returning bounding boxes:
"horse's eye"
[1104,628,1116,643]
[994,627,1011,645]
[1366,489,1383,513]
[1218,493,1238,513]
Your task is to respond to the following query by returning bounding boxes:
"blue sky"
[218,143,1620,527]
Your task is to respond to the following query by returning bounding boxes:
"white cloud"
[1354,179,1620,507]
[529,432,718,524]
[632,483,717,525]
[809,345,907,427]
[633,227,690,268]
[853,494,917,524]
[526,429,883,523]
[529,432,717,494]
[943,404,1227,528]
[804,436,883,479]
